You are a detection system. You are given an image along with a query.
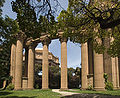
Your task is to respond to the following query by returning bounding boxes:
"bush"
[86,85,93,90]
[105,81,113,91]
[35,84,39,89]
[104,73,113,91]
[6,83,14,90]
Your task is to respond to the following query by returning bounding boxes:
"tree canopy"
[57,0,120,57]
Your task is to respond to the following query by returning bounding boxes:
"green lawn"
[0,89,61,98]
[67,89,120,96]
[1,89,120,98]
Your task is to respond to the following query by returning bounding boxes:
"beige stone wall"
[23,48,59,66]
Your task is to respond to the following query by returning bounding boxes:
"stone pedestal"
[60,38,68,90]
[10,43,16,85]
[42,39,51,89]
[87,74,93,88]
[22,77,28,89]
[81,42,88,90]
[14,39,23,90]
[28,45,35,89]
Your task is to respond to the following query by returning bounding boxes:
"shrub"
[105,81,113,91]
[104,73,113,91]
[35,84,39,89]
[6,83,14,90]
[86,85,93,90]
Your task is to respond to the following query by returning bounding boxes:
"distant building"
[23,48,59,66]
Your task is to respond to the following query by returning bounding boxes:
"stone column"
[60,38,68,90]
[88,41,94,74]
[94,38,105,91]
[42,39,51,89]
[28,44,35,89]
[115,57,119,88]
[81,42,88,89]
[110,37,117,89]
[10,43,16,85]
[14,39,23,90]
[111,57,117,89]
[118,57,120,87]
[103,37,112,82]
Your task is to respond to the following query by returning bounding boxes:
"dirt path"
[52,89,79,96]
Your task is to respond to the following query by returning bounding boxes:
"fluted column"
[14,38,23,90]
[81,42,88,89]
[111,57,117,89]
[103,37,112,82]
[42,39,51,89]
[60,38,68,90]
[10,43,16,85]
[88,41,94,74]
[28,44,35,89]
[94,38,105,91]
[115,57,119,88]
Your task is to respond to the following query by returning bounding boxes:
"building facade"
[23,48,59,66]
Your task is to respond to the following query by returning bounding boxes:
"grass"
[0,89,61,98]
[66,89,120,96]
[1,89,120,98]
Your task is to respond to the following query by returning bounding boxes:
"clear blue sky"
[2,0,81,69]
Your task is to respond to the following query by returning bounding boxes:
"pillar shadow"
[61,94,120,98]
[0,91,36,98]
[0,91,12,96]
[2,96,36,98]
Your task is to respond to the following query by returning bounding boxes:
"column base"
[117,87,120,90]
[81,88,87,90]
[113,86,120,90]
[42,88,49,90]
[27,88,34,90]
[94,87,105,91]
[60,88,68,91]
[14,88,23,91]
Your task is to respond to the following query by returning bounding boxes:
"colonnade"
[81,40,120,90]
[10,36,68,90]
[10,34,120,90]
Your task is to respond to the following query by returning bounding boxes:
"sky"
[2,0,81,69]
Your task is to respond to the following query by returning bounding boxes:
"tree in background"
[49,65,60,88]
[34,64,60,89]
[68,67,81,88]
[0,0,19,88]
[0,0,5,16]
[34,64,42,89]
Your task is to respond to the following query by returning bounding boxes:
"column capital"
[42,38,51,46]
[59,37,68,43]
